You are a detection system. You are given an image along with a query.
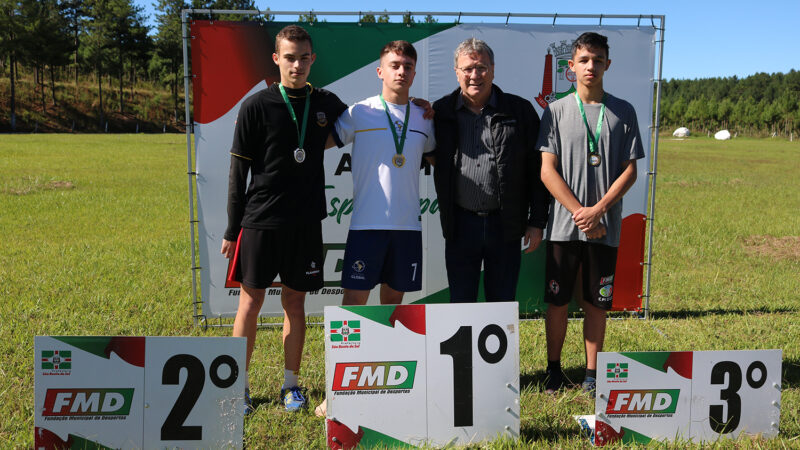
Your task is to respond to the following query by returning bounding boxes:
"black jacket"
[432,85,549,242]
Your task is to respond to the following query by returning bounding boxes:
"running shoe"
[281,386,308,412]
[244,387,255,416]
[582,376,597,398]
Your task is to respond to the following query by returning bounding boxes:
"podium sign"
[595,350,781,445]
[324,303,520,447]
[35,336,245,448]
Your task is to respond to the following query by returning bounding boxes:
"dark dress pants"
[445,207,521,302]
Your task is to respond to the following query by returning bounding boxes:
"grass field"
[1,134,799,448]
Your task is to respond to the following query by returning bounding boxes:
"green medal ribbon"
[379,94,410,160]
[574,92,606,157]
[278,83,311,150]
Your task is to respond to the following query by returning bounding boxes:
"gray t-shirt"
[536,92,645,247]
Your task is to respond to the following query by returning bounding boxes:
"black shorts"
[233,224,323,291]
[544,241,617,310]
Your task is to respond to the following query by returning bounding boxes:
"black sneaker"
[544,368,565,394]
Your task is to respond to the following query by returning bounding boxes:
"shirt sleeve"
[423,114,437,154]
[523,101,549,229]
[331,95,348,120]
[333,104,356,147]
[224,154,250,241]
[625,106,646,161]
[230,98,260,160]
[225,99,261,241]
[535,106,559,156]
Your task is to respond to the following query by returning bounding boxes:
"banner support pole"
[643,15,666,320]
[182,10,202,327]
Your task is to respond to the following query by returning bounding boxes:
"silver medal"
[294,148,306,163]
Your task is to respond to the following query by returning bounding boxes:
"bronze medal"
[589,153,601,166]
[392,154,406,168]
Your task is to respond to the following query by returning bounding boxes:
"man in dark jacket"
[431,38,549,302]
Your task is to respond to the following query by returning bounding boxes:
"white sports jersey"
[335,95,436,231]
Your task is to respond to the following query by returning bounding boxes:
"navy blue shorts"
[341,230,423,292]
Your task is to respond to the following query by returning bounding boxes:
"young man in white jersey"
[331,40,436,306]
[314,40,434,418]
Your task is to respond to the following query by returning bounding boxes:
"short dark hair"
[380,40,417,63]
[275,25,313,53]
[571,32,609,59]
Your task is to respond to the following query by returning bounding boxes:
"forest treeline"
[660,73,799,137]
[0,0,436,132]
[0,1,797,135]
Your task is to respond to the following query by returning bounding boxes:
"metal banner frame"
[181,11,666,327]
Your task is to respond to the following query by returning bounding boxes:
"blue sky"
[136,0,799,80]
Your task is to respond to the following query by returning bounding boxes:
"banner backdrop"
[191,21,656,317]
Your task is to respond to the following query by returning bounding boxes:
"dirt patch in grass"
[2,177,75,195]
[742,235,800,261]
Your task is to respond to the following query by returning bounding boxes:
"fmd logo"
[606,389,680,415]
[333,362,417,391]
[42,388,134,416]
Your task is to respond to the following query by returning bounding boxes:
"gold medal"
[380,95,410,171]
[589,153,601,166]
[294,148,306,163]
[392,154,406,168]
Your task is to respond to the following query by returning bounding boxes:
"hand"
[411,97,434,120]
[573,205,603,233]
[584,224,607,240]
[523,227,544,253]
[221,239,235,259]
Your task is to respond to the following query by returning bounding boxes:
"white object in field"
[673,127,690,137]
[714,130,731,140]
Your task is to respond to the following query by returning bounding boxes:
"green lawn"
[1,134,798,448]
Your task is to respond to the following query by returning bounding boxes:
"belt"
[459,206,499,217]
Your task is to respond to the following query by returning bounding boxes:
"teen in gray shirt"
[536,32,644,397]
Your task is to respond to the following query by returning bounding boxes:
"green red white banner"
[190,21,656,317]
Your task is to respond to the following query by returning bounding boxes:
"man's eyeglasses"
[457,64,490,75]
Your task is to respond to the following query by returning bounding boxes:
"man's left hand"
[411,97,434,119]
[523,226,544,253]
